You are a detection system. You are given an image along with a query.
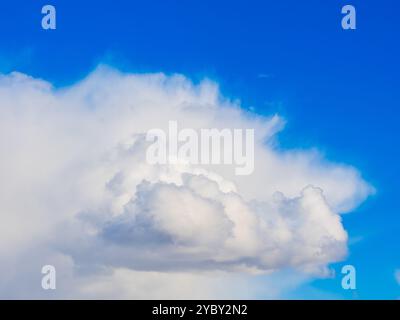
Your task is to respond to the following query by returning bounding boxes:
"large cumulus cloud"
[0,66,373,298]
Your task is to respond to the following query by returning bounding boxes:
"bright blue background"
[0,0,398,299]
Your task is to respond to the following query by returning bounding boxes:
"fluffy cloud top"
[0,67,373,298]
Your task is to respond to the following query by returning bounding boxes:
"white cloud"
[0,66,373,298]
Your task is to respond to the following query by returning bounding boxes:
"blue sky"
[0,0,399,299]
